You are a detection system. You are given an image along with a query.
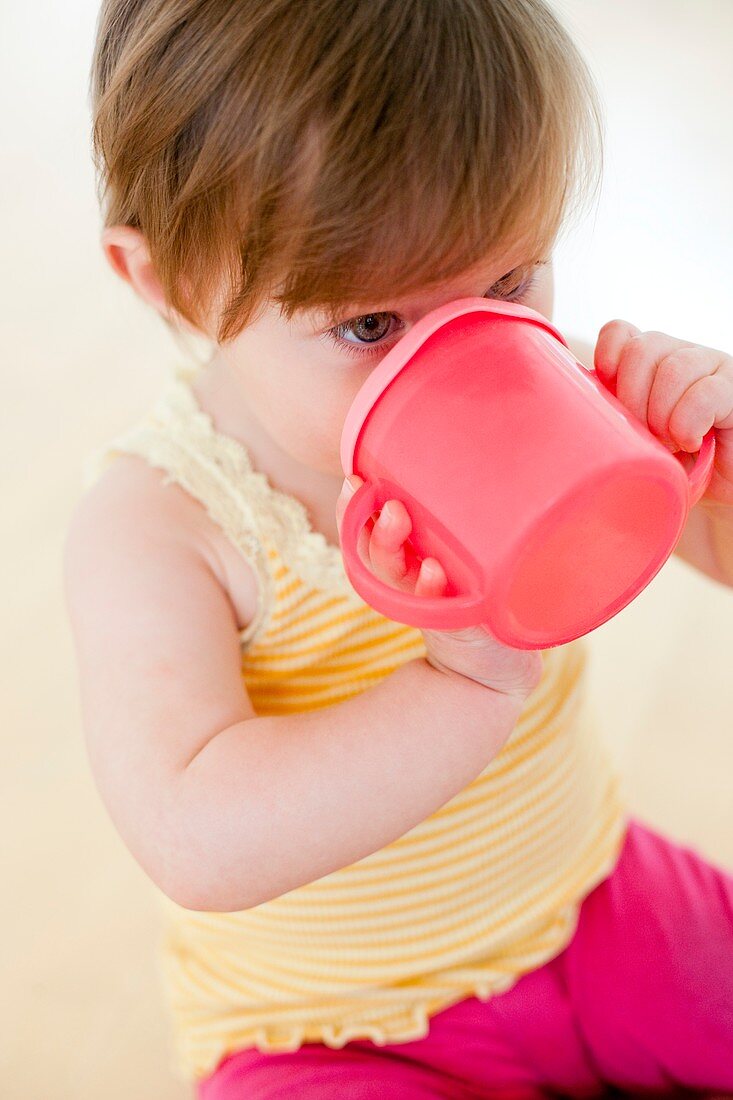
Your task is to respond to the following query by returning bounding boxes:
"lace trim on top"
[81,360,366,652]
[166,361,357,596]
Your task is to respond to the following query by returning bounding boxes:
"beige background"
[2,1,732,1097]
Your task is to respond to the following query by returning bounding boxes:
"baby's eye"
[323,312,403,360]
[322,263,545,360]
[490,271,528,298]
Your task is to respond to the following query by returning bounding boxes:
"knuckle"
[656,355,686,384]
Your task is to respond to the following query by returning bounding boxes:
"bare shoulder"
[70,453,261,633]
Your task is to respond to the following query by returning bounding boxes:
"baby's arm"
[63,460,525,913]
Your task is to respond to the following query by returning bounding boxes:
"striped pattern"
[82,363,629,1084]
[240,550,428,712]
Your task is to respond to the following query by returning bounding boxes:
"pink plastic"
[339,298,716,650]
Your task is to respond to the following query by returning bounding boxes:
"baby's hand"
[335,475,448,598]
[594,320,733,507]
[335,476,543,700]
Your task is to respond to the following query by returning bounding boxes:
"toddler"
[65,0,733,1096]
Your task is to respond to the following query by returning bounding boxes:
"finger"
[614,330,696,428]
[414,557,448,598]
[669,370,733,452]
[594,319,643,389]
[367,499,415,589]
[647,347,727,450]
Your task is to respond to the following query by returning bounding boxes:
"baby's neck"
[190,351,344,548]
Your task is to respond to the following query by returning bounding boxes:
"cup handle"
[340,478,487,630]
[680,428,716,506]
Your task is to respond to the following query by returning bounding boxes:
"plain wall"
[1,2,731,1097]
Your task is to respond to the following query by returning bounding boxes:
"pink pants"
[198,818,733,1098]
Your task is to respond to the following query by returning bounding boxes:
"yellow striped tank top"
[81,359,629,1085]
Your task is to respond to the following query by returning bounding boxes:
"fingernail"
[378,501,395,527]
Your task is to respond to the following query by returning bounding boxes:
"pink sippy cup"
[338,298,715,650]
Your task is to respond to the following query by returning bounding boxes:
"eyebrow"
[314,260,547,328]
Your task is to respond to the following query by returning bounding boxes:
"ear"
[100,225,203,336]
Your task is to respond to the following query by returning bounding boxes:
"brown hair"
[90,0,604,344]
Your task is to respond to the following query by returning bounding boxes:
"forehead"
[308,246,539,325]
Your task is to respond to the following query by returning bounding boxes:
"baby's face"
[213,253,554,479]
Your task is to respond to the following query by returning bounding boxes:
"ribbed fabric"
[81,359,629,1085]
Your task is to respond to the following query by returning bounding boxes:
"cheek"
[307,388,358,470]
[276,373,355,471]
[226,323,369,472]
